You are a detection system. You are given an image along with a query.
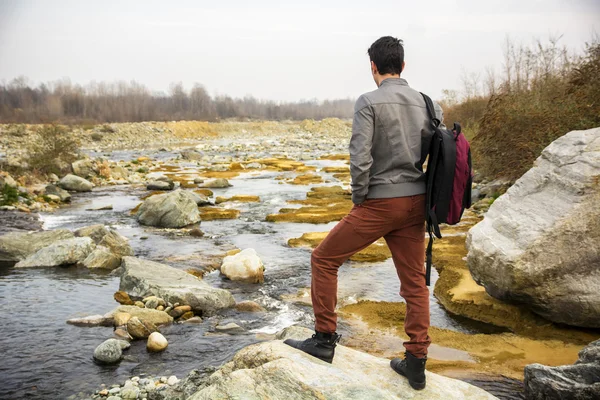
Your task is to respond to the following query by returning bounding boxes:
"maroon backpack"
[421,93,473,285]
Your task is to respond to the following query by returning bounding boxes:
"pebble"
[167,375,179,385]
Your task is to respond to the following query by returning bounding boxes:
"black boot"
[390,352,427,390]
[283,331,342,363]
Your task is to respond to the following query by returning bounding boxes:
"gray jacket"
[349,77,444,205]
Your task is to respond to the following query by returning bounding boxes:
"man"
[284,36,444,391]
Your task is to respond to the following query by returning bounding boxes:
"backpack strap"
[420,93,441,128]
[421,92,442,286]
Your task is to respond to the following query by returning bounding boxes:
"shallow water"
[1,145,516,399]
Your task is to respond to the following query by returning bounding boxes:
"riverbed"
[0,140,524,399]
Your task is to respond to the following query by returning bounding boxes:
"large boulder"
[82,245,121,270]
[74,224,110,244]
[98,229,133,257]
[15,237,96,268]
[524,339,600,400]
[467,128,600,327]
[136,189,201,228]
[0,229,74,265]
[189,326,497,400]
[93,339,129,365]
[119,256,235,316]
[58,174,94,192]
[220,248,265,283]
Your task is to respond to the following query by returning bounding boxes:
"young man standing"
[284,36,443,390]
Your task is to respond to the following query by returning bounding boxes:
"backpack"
[420,93,473,286]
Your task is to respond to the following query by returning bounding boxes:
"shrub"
[0,184,19,206]
[471,39,600,181]
[26,124,81,175]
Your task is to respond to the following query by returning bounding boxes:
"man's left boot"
[283,331,342,363]
[390,352,427,390]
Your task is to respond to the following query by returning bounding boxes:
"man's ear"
[371,61,378,75]
[401,61,405,73]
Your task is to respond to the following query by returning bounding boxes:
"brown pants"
[310,194,431,357]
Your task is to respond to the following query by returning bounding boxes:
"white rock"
[15,237,96,268]
[147,332,168,352]
[220,248,265,283]
[467,127,600,327]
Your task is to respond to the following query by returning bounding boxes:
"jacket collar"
[380,77,409,87]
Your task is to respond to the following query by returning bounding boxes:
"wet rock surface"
[524,339,600,400]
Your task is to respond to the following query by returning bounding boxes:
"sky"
[0,0,599,102]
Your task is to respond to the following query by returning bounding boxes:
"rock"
[98,229,133,257]
[135,301,145,308]
[188,326,497,400]
[189,228,204,237]
[467,128,600,328]
[72,159,98,178]
[57,174,94,192]
[127,316,157,339]
[220,248,265,284]
[147,180,174,191]
[214,322,244,334]
[74,224,110,244]
[0,229,74,265]
[86,204,113,211]
[14,237,96,268]
[198,178,232,188]
[235,300,266,312]
[114,327,132,340]
[67,314,113,327]
[187,191,212,206]
[136,189,201,228]
[113,312,132,326]
[44,184,71,202]
[119,256,235,316]
[110,165,129,180]
[114,291,134,305]
[147,332,168,352]
[178,311,194,321]
[167,375,179,386]
[82,245,121,270]
[143,295,165,309]
[193,177,204,184]
[0,173,17,188]
[112,305,173,326]
[168,305,192,318]
[184,316,203,324]
[93,339,127,364]
[120,386,140,400]
[524,339,600,400]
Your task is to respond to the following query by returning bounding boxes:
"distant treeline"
[0,79,355,123]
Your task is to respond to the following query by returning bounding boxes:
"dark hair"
[367,36,404,75]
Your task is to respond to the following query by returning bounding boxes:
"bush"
[26,124,81,175]
[0,184,19,206]
[471,39,600,181]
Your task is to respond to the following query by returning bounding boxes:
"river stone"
[112,305,173,326]
[82,245,121,270]
[467,128,600,328]
[235,300,266,312]
[198,178,232,188]
[136,189,201,228]
[147,332,168,352]
[14,237,96,268]
[524,339,600,399]
[74,224,110,244]
[0,173,17,188]
[72,159,98,178]
[127,316,157,339]
[114,291,134,305]
[119,256,235,316]
[93,339,127,364]
[67,314,113,327]
[44,184,71,202]
[114,312,132,326]
[98,229,133,257]
[0,229,74,264]
[187,191,212,206]
[143,295,165,309]
[220,248,265,283]
[189,326,498,400]
[58,174,94,192]
[147,180,174,191]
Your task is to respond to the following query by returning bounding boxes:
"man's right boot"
[283,331,342,364]
[390,352,427,390]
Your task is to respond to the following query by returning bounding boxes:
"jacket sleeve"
[349,95,374,205]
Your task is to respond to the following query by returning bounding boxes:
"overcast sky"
[0,0,598,102]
